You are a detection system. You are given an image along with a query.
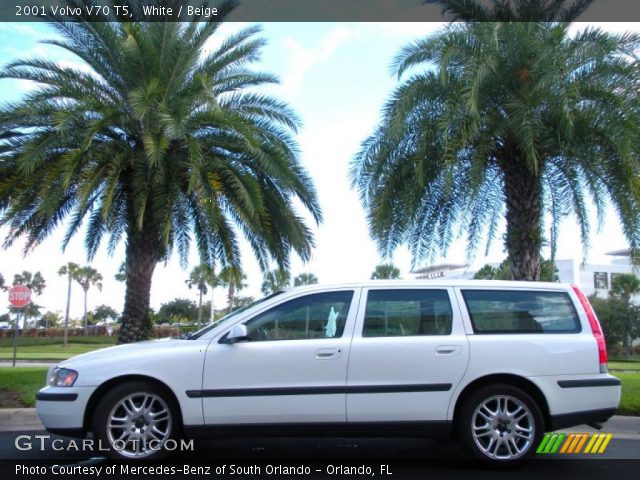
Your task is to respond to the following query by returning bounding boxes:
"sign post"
[8,285,31,367]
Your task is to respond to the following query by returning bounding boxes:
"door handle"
[315,348,343,360]
[435,345,462,356]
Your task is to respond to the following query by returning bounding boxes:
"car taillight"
[572,285,608,373]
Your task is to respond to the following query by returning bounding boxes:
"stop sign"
[8,285,31,308]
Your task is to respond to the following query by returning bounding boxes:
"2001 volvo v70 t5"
[36,280,621,464]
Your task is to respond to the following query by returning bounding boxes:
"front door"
[201,289,359,425]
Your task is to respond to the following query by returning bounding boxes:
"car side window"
[461,289,581,334]
[244,291,354,342]
[362,289,453,337]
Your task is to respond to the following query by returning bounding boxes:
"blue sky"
[0,21,636,319]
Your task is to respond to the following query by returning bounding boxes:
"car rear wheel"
[458,384,544,464]
[92,381,179,460]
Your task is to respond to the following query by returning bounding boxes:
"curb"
[0,409,639,438]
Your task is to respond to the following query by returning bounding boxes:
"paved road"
[0,431,638,479]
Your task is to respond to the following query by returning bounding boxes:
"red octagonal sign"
[8,285,31,308]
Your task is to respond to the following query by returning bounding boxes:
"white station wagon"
[36,280,621,464]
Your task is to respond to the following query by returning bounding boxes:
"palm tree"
[261,269,290,295]
[0,2,321,343]
[58,262,80,346]
[219,265,247,312]
[12,271,46,328]
[352,9,640,281]
[186,265,218,329]
[370,264,401,280]
[423,0,593,22]
[75,266,103,335]
[293,272,319,287]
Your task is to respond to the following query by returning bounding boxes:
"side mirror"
[220,324,250,344]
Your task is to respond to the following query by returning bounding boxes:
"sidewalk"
[0,409,43,431]
[0,362,57,368]
[1,409,639,437]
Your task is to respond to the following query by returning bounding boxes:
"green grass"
[609,361,640,372]
[0,336,115,348]
[0,343,114,361]
[616,372,640,416]
[0,367,47,408]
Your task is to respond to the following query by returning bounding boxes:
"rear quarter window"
[461,289,581,334]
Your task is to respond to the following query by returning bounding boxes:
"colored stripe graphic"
[537,432,612,454]
[569,433,589,453]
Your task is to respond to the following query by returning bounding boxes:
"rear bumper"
[529,373,621,418]
[550,407,617,430]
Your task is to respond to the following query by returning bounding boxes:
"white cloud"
[279,26,357,95]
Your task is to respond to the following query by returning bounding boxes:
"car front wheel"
[458,384,544,464]
[92,381,179,460]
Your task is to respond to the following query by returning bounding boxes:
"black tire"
[92,380,180,461]
[457,384,544,465]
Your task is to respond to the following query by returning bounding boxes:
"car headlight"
[48,368,78,387]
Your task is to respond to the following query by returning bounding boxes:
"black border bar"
[3,1,640,22]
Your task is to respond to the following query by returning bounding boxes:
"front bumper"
[35,386,94,434]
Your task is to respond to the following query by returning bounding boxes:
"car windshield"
[187,291,284,339]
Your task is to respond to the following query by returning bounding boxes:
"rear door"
[346,287,469,422]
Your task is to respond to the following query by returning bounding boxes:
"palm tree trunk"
[209,286,215,323]
[197,289,203,329]
[502,156,543,281]
[83,288,88,335]
[63,274,71,347]
[228,284,235,311]
[118,233,157,344]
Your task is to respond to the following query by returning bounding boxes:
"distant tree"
[611,274,640,301]
[12,271,46,328]
[0,273,7,291]
[39,311,62,330]
[0,313,10,325]
[294,273,319,287]
[233,296,257,311]
[9,303,42,328]
[371,263,401,280]
[75,267,103,335]
[219,266,247,312]
[157,298,198,324]
[186,265,219,329]
[610,273,640,356]
[474,258,559,282]
[92,305,119,324]
[261,269,291,295]
[57,262,80,346]
[114,262,126,282]
[589,295,628,348]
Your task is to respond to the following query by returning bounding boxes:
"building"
[411,263,473,280]
[556,250,637,297]
[412,251,637,298]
